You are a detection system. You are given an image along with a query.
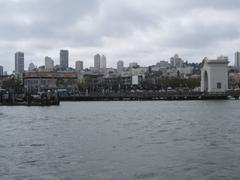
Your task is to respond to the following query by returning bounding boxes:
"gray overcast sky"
[0,0,240,72]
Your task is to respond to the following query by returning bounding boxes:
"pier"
[60,91,240,101]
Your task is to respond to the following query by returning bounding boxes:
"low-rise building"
[23,71,79,92]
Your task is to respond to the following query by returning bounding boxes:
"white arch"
[201,57,229,93]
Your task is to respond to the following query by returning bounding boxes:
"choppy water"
[1,101,240,180]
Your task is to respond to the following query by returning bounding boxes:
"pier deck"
[60,91,240,101]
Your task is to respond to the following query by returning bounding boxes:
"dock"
[60,90,240,101]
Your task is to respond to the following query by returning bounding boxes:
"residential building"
[60,50,69,70]
[100,55,107,69]
[15,52,24,74]
[75,61,84,71]
[94,54,101,69]
[94,54,106,69]
[45,56,54,71]
[117,60,124,72]
[170,54,184,68]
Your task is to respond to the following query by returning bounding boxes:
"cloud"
[0,0,239,72]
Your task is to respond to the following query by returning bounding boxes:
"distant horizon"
[1,0,240,71]
[1,50,238,74]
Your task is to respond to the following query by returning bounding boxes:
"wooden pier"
[60,90,240,101]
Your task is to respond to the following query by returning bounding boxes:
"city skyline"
[1,0,240,71]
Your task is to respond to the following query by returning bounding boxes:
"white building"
[45,56,54,71]
[100,55,107,69]
[75,61,84,71]
[94,54,106,69]
[132,75,145,85]
[117,60,124,72]
[201,56,229,93]
[94,54,101,69]
[170,54,184,68]
[15,52,24,74]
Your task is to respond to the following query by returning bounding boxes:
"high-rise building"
[235,52,240,69]
[60,50,69,70]
[100,55,107,69]
[170,54,184,68]
[94,54,101,69]
[15,52,24,74]
[94,54,107,69]
[75,61,84,71]
[0,65,3,76]
[45,56,54,71]
[117,60,124,72]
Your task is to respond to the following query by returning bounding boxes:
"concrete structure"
[75,61,84,71]
[170,54,184,68]
[45,56,54,71]
[15,52,24,74]
[201,56,229,93]
[100,55,107,69]
[94,54,106,69]
[60,50,69,70]
[117,60,124,72]
[235,52,240,69]
[94,54,101,69]
[132,75,145,85]
[0,66,3,76]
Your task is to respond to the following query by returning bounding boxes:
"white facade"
[170,54,184,68]
[201,56,229,93]
[100,55,107,69]
[45,57,54,71]
[132,75,145,85]
[94,54,101,69]
[75,61,84,71]
[117,60,124,72]
[94,54,106,69]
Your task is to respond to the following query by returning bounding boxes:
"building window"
[217,82,222,89]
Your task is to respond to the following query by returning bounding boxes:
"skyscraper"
[100,55,107,69]
[94,54,101,69]
[15,52,24,74]
[235,52,240,69]
[0,65,3,76]
[60,50,69,70]
[75,61,84,71]
[45,56,54,71]
[117,60,124,72]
